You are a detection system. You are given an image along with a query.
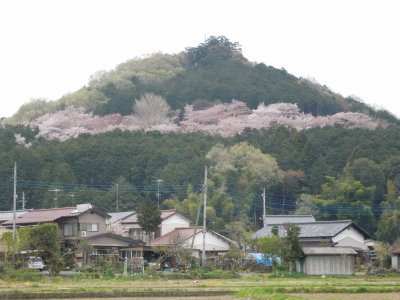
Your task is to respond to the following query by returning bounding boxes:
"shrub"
[6,268,42,281]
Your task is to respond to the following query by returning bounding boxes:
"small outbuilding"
[296,247,357,275]
[390,247,400,271]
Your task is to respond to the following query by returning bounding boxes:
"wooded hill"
[1,36,400,243]
[5,36,397,125]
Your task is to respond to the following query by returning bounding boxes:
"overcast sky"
[1,0,399,118]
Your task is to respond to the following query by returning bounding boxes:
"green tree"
[2,223,62,275]
[344,157,385,202]
[206,142,281,218]
[257,235,282,269]
[136,199,162,240]
[282,224,302,272]
[225,220,252,251]
[185,35,242,67]
[376,210,400,244]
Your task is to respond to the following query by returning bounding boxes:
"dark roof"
[264,215,315,226]
[253,220,372,239]
[87,232,145,246]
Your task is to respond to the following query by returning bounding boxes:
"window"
[87,223,98,231]
[80,223,99,232]
[63,223,78,236]
[129,228,143,239]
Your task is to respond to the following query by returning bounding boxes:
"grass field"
[1,272,400,299]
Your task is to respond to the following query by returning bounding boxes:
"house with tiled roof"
[253,219,372,251]
[149,227,238,259]
[2,203,110,240]
[253,215,374,275]
[108,209,191,242]
[2,204,149,264]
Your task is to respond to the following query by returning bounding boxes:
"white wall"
[303,255,355,275]
[392,254,399,270]
[161,214,190,236]
[182,231,230,252]
[332,225,367,249]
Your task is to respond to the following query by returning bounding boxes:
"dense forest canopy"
[1,36,400,243]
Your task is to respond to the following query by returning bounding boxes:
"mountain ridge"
[4,36,398,129]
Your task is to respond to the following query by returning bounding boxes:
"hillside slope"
[6,36,398,126]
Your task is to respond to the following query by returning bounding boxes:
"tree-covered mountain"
[5,36,398,125]
[1,36,400,243]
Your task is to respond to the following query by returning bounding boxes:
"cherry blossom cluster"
[25,101,389,141]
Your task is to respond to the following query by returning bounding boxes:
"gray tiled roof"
[253,220,353,239]
[264,215,315,225]
[108,211,134,223]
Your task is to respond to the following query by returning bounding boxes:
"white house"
[254,217,373,252]
[108,209,191,242]
[149,227,237,258]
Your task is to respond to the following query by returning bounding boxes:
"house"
[253,219,373,252]
[296,247,358,275]
[253,215,375,274]
[75,232,146,266]
[149,227,238,259]
[2,203,110,240]
[108,209,191,242]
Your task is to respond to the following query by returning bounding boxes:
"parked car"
[27,256,45,271]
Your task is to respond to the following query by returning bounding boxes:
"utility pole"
[12,162,17,266]
[156,179,163,209]
[21,191,26,210]
[48,188,61,208]
[12,162,17,240]
[68,194,76,206]
[116,183,119,212]
[262,188,266,227]
[202,166,208,267]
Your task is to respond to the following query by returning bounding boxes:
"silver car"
[27,256,45,271]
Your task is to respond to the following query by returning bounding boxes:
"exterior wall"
[332,226,366,248]
[334,236,368,250]
[182,232,230,252]
[301,255,355,275]
[60,217,79,239]
[392,254,399,270]
[77,210,107,238]
[161,215,190,236]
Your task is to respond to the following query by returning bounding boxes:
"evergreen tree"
[136,199,162,239]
